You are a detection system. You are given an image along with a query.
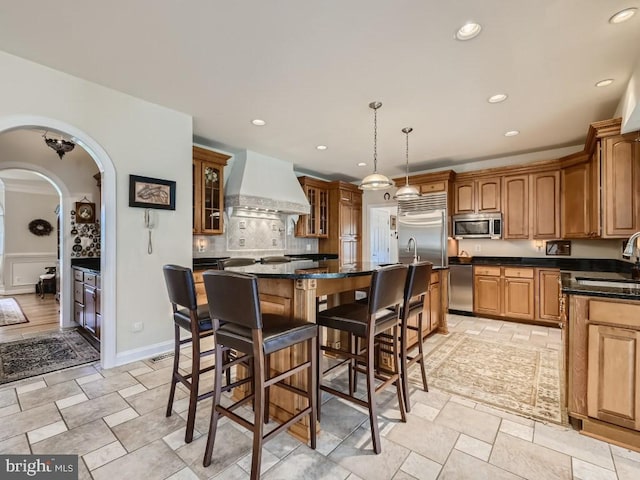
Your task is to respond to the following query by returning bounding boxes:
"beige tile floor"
[2,315,640,479]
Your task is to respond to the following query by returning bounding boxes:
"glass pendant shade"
[394,127,420,200]
[359,101,394,191]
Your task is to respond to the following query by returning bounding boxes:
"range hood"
[225,150,310,216]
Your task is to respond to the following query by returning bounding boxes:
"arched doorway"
[0,116,117,368]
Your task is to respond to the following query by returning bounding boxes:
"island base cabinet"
[587,324,640,431]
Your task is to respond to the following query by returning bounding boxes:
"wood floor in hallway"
[0,293,60,342]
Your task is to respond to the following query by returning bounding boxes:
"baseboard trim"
[0,286,37,295]
[114,339,174,367]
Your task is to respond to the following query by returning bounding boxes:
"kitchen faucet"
[623,231,640,260]
[407,237,418,263]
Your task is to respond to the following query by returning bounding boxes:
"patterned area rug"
[411,332,565,425]
[0,329,99,384]
[0,297,29,326]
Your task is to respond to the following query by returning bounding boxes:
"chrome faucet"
[407,237,418,263]
[623,231,640,259]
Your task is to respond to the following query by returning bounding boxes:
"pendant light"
[359,101,394,190]
[394,127,421,200]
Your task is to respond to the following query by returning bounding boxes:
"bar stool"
[202,270,318,479]
[37,267,56,299]
[218,258,256,270]
[162,264,219,443]
[316,263,408,454]
[377,261,432,413]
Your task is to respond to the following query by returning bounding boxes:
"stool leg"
[416,311,429,393]
[365,335,382,454]
[264,354,270,424]
[203,343,223,467]
[185,333,201,443]
[317,326,323,422]
[166,325,180,418]
[400,317,411,413]
[393,325,407,423]
[251,332,265,480]
[348,333,355,396]
[308,336,318,450]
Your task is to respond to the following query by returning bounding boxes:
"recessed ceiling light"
[357,162,367,167]
[504,130,520,137]
[455,22,482,40]
[609,8,637,24]
[488,93,508,104]
[251,119,266,126]
[316,145,327,151]
[595,79,614,87]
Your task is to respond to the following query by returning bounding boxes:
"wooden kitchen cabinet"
[531,171,560,239]
[561,157,600,238]
[319,181,362,265]
[473,266,535,322]
[536,268,561,322]
[502,175,529,239]
[193,146,230,235]
[601,132,640,238]
[73,267,101,343]
[296,176,329,238]
[568,295,640,448]
[453,178,501,215]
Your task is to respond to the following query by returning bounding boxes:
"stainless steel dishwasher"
[449,264,473,314]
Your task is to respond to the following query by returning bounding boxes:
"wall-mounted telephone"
[145,209,155,254]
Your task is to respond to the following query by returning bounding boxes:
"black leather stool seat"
[317,303,398,338]
[216,314,317,355]
[175,304,213,332]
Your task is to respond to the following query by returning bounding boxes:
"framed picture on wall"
[128,174,176,210]
[75,202,96,224]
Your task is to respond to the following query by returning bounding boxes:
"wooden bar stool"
[202,270,318,479]
[162,264,219,443]
[316,263,408,454]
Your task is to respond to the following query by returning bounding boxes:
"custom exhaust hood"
[225,150,310,217]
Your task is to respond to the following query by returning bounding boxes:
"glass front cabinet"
[193,146,230,235]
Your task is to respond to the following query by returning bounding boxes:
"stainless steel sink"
[576,278,640,291]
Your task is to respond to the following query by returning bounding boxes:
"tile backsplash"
[194,214,318,257]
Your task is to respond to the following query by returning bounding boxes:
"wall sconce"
[197,237,207,253]
[534,240,544,251]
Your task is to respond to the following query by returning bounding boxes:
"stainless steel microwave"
[452,213,502,239]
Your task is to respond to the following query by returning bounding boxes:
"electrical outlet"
[272,238,277,246]
[132,322,144,332]
[475,244,481,252]
[306,243,311,251]
[239,238,246,247]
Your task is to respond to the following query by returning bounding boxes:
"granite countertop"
[71,258,100,273]
[223,259,447,279]
[193,253,339,270]
[561,272,640,300]
[448,256,632,274]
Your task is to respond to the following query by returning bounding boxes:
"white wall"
[4,189,57,254]
[0,50,193,367]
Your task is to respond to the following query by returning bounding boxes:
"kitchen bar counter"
[561,272,640,300]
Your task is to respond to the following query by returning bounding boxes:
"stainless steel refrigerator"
[397,192,448,267]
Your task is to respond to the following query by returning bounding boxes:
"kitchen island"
[194,259,449,440]
[562,272,640,451]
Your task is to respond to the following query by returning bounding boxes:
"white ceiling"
[0,1,639,182]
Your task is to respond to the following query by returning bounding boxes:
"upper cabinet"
[453,178,501,215]
[295,176,329,238]
[561,152,601,239]
[502,175,529,239]
[319,181,362,265]
[530,171,560,239]
[601,132,640,238]
[193,146,230,235]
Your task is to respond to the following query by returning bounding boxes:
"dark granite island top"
[561,272,640,300]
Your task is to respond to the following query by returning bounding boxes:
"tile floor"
[2,315,640,479]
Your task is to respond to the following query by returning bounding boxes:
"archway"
[0,115,117,368]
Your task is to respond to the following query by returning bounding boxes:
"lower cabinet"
[473,266,559,324]
[73,267,101,343]
[568,295,640,448]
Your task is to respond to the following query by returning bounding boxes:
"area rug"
[411,332,565,425]
[0,329,99,385]
[0,298,29,326]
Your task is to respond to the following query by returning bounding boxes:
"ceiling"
[1,1,639,182]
